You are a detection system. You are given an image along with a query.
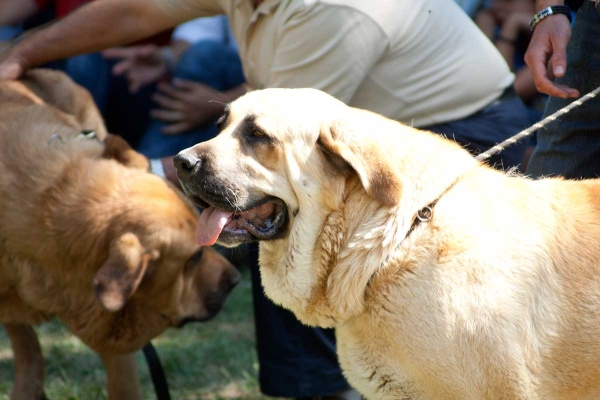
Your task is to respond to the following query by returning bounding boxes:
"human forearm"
[3,0,181,72]
[0,0,38,27]
[535,0,565,8]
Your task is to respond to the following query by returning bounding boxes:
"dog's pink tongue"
[196,207,233,246]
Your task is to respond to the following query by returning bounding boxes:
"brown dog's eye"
[184,247,205,272]
[253,129,266,138]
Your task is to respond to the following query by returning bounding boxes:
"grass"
[0,267,275,400]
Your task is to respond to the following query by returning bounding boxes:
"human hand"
[524,15,579,98]
[102,45,167,93]
[0,51,25,80]
[150,79,226,135]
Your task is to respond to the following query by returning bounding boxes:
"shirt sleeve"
[267,4,389,104]
[151,0,225,22]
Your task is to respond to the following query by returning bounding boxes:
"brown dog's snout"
[203,268,241,315]
[222,267,241,293]
[174,151,201,176]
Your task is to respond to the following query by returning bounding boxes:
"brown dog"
[0,69,240,400]
[175,88,600,400]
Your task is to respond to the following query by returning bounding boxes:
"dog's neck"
[261,126,483,327]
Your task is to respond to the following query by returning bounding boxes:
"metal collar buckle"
[416,206,433,222]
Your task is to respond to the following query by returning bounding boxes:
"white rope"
[476,85,600,162]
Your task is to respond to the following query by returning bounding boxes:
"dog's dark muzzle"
[174,151,203,179]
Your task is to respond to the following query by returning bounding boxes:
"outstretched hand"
[150,79,227,135]
[524,15,579,98]
[103,45,167,93]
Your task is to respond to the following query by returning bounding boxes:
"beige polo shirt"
[153,0,514,127]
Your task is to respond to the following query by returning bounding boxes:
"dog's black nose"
[174,152,200,175]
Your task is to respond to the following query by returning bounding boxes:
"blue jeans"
[526,1,600,179]
[64,53,112,113]
[136,41,245,157]
[0,26,21,40]
[424,91,530,170]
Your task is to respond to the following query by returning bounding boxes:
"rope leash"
[408,85,600,231]
[475,85,600,162]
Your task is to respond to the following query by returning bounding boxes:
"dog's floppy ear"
[21,69,108,139]
[102,134,150,171]
[93,233,160,312]
[318,122,402,207]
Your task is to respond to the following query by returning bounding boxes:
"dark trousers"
[247,244,351,398]
[424,92,531,170]
[526,1,600,179]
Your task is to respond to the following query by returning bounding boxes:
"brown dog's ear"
[102,134,150,171]
[21,69,108,139]
[318,123,402,207]
[93,233,160,312]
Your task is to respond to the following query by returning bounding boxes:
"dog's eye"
[252,129,266,138]
[184,247,205,272]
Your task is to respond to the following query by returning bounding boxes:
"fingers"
[128,78,145,94]
[550,82,580,98]
[161,122,191,135]
[549,36,568,79]
[0,61,23,80]
[102,45,156,60]
[152,92,184,111]
[102,47,136,60]
[172,78,201,90]
[157,82,187,100]
[526,43,567,98]
[150,109,185,122]
[112,59,132,76]
[528,45,578,98]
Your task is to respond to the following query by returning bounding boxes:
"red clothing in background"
[34,0,90,18]
[32,0,172,45]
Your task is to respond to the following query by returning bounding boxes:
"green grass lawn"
[0,268,274,400]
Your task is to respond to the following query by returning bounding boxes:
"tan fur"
[0,70,239,400]
[178,88,600,400]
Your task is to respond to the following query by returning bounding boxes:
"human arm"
[0,0,218,80]
[0,0,39,27]
[524,0,579,98]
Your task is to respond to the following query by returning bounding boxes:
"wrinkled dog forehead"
[227,88,347,134]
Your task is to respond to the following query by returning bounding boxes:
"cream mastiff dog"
[175,88,600,400]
